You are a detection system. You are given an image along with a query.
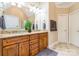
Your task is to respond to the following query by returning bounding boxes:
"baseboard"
[48,41,59,49]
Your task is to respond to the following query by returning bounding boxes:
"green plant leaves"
[24,20,32,31]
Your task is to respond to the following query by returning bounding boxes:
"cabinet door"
[0,40,2,56]
[39,37,44,51]
[30,43,39,56]
[39,33,48,51]
[3,44,18,56]
[30,48,39,56]
[19,42,29,56]
[43,34,48,48]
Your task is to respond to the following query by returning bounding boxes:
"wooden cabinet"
[18,36,29,56]
[39,33,48,51]
[3,37,19,47]
[30,34,39,56]
[3,44,18,56]
[39,37,44,51]
[19,42,29,56]
[0,32,48,56]
[30,47,39,56]
[0,40,2,56]
[2,35,29,56]
[3,36,29,47]
[43,34,48,48]
[30,43,39,56]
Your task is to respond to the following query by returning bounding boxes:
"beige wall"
[49,2,57,20]
[49,2,58,47]
[56,3,79,14]
[69,3,79,13]
[56,8,69,14]
[55,3,79,14]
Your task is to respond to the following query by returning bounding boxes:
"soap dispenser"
[0,15,5,30]
[43,20,46,30]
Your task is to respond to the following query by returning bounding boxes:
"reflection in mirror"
[4,15,20,29]
[0,2,48,32]
[4,6,27,29]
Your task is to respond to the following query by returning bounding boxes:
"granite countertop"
[0,31,48,39]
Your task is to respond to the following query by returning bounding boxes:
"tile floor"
[51,43,79,56]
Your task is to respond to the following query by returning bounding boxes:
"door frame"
[57,14,69,43]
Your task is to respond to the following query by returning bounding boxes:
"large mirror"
[0,2,48,32]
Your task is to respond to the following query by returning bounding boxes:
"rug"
[36,48,58,56]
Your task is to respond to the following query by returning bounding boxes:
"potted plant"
[24,20,32,32]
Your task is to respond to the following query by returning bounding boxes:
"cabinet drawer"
[40,33,48,37]
[30,34,39,40]
[3,37,19,46]
[30,39,38,45]
[3,36,29,46]
[18,36,29,43]
[30,48,39,56]
[30,43,38,50]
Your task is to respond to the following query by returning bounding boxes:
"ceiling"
[55,2,75,8]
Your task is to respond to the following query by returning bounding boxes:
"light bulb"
[17,4,22,8]
[11,2,16,6]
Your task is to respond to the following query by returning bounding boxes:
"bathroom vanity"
[0,31,48,56]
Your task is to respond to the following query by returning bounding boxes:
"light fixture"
[17,4,21,8]
[11,2,16,6]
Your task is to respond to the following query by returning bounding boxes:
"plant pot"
[28,29,31,32]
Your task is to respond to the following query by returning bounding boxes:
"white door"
[58,14,68,43]
[69,10,79,47]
